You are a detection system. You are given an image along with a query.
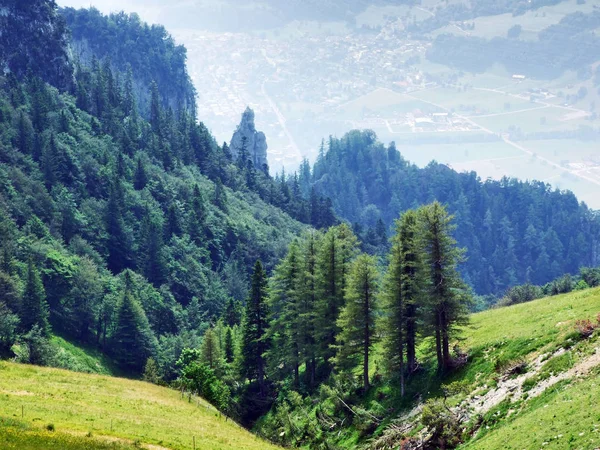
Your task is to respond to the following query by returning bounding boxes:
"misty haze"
[60,0,600,209]
[2,1,600,449]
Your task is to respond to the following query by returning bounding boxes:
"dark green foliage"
[20,260,50,336]
[381,210,424,395]
[334,254,379,389]
[308,130,599,296]
[110,273,157,373]
[0,0,312,382]
[241,261,269,390]
[0,0,72,89]
[421,202,470,373]
[200,327,222,371]
[224,298,242,328]
[62,7,196,117]
[224,327,234,363]
[179,360,231,412]
[142,357,162,384]
[0,302,19,356]
[314,224,359,373]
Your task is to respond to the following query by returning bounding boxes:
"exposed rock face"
[230,107,268,172]
[0,0,73,90]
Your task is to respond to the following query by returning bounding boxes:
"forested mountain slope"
[61,7,196,116]
[305,130,600,295]
[0,0,316,382]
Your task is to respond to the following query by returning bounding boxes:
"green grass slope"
[0,362,280,450]
[457,287,600,449]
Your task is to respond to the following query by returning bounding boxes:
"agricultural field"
[396,141,522,167]
[428,0,597,41]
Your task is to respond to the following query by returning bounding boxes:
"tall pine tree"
[241,261,269,392]
[382,210,424,396]
[335,254,379,389]
[20,259,50,336]
[420,202,470,374]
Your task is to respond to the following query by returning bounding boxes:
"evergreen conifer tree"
[241,261,269,392]
[335,254,379,389]
[111,272,156,373]
[381,210,424,395]
[420,202,470,374]
[20,259,50,336]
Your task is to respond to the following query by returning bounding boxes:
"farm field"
[397,141,522,167]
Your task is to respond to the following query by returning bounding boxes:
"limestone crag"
[230,107,268,171]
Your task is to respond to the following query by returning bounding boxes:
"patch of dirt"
[63,429,172,450]
[0,389,34,396]
[526,348,600,399]
[466,346,600,416]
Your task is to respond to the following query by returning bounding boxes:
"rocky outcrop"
[0,0,73,90]
[230,107,268,172]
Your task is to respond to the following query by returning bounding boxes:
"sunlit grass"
[0,362,280,450]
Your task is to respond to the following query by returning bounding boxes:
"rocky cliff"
[230,107,269,172]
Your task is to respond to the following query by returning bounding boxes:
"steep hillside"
[0,0,71,89]
[0,361,280,450]
[257,285,600,449]
[61,7,196,116]
[0,0,314,385]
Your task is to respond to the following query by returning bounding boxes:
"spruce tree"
[20,259,50,336]
[201,327,222,371]
[106,176,131,274]
[266,240,302,386]
[224,327,234,364]
[335,254,379,389]
[381,210,424,396]
[111,272,156,373]
[133,156,148,190]
[299,232,319,386]
[420,202,470,374]
[315,224,358,373]
[241,261,269,392]
[188,184,206,245]
[139,211,166,287]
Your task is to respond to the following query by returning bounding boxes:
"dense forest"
[0,0,334,379]
[61,7,197,116]
[300,130,600,296]
[2,1,600,449]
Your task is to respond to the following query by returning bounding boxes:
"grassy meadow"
[0,363,280,450]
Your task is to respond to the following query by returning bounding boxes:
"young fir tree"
[106,176,131,274]
[241,261,269,392]
[139,210,166,287]
[335,254,379,389]
[133,156,148,190]
[201,327,222,371]
[420,202,470,374]
[111,272,156,373]
[188,184,206,245]
[224,297,241,327]
[381,210,424,396]
[298,231,319,387]
[315,224,359,373]
[266,240,302,386]
[224,327,235,364]
[20,259,50,335]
